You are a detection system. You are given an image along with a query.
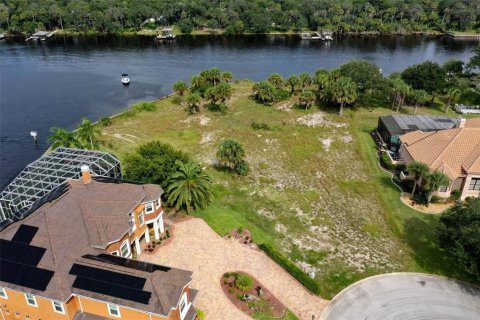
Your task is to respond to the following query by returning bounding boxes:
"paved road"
[320,273,480,320]
[142,218,329,320]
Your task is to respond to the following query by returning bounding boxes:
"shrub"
[235,274,253,291]
[238,226,243,234]
[99,116,112,126]
[380,152,395,170]
[430,195,442,204]
[234,160,250,176]
[228,288,234,294]
[450,189,461,201]
[132,101,157,112]
[259,243,321,295]
[412,191,429,205]
[236,293,244,300]
[251,121,271,130]
[196,309,205,320]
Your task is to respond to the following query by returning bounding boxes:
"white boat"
[122,74,130,85]
[0,33,5,40]
[157,28,176,40]
[300,31,333,41]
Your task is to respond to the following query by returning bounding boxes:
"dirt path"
[142,218,329,320]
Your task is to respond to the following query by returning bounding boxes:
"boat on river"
[157,28,176,40]
[121,74,130,85]
[0,33,5,40]
[25,31,57,42]
[300,31,333,41]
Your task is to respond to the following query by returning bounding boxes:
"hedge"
[259,243,321,295]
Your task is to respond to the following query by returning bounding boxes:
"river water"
[0,35,477,188]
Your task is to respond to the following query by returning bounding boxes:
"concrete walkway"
[143,218,329,320]
[320,273,480,320]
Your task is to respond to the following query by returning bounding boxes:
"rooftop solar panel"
[0,259,54,291]
[69,264,146,290]
[0,239,46,266]
[11,224,39,244]
[83,253,171,273]
[72,277,151,304]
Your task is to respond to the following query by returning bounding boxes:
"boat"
[121,74,130,85]
[157,27,176,40]
[0,33,5,40]
[300,31,333,41]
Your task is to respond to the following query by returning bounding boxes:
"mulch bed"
[220,271,286,318]
[224,227,259,251]
[142,224,174,255]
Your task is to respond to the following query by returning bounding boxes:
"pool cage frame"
[0,148,122,223]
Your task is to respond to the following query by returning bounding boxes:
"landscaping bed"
[224,227,259,250]
[221,271,287,319]
[142,225,174,254]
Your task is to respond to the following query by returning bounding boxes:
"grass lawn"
[99,81,480,299]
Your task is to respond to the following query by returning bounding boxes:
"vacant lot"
[100,81,479,298]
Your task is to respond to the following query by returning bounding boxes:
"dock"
[25,30,57,42]
[445,31,480,41]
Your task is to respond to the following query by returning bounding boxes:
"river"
[0,34,477,188]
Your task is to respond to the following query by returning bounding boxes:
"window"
[438,185,448,192]
[179,292,189,320]
[0,287,7,299]
[25,294,37,307]
[469,178,480,191]
[138,211,145,227]
[156,198,161,208]
[107,304,120,317]
[52,301,65,314]
[145,202,154,213]
[120,240,130,258]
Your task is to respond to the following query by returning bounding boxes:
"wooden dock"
[25,30,57,42]
[445,31,480,40]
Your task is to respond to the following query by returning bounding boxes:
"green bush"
[196,309,205,320]
[251,121,271,130]
[259,243,321,295]
[236,293,244,300]
[430,195,442,204]
[132,101,157,112]
[99,116,112,126]
[380,152,395,170]
[450,189,461,201]
[238,226,243,234]
[234,160,250,176]
[412,191,429,205]
[235,274,254,291]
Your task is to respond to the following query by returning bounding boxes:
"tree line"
[2,0,479,35]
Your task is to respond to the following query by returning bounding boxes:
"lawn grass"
[253,310,299,320]
[99,81,480,299]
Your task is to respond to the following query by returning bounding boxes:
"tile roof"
[401,128,480,178]
[465,117,480,128]
[0,178,193,317]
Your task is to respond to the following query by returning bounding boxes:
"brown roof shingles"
[401,127,480,179]
[0,178,192,317]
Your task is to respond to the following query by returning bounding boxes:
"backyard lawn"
[99,81,480,299]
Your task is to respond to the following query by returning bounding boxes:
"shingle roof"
[0,178,192,317]
[401,128,480,178]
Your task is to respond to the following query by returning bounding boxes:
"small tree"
[424,170,450,205]
[222,71,233,83]
[206,82,232,105]
[76,118,100,149]
[331,76,357,116]
[185,93,202,114]
[287,75,300,95]
[298,72,312,93]
[410,89,429,115]
[407,161,429,197]
[48,128,81,149]
[401,61,447,103]
[267,73,285,89]
[217,139,248,174]
[438,198,480,273]
[252,81,277,105]
[166,160,213,213]
[445,87,461,113]
[173,80,188,96]
[299,90,315,110]
[339,59,382,93]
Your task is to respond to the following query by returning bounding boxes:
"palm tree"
[252,81,276,105]
[185,93,202,114]
[332,76,358,116]
[314,69,330,91]
[221,71,233,83]
[166,160,213,214]
[411,89,429,115]
[76,118,100,149]
[407,161,429,197]
[48,127,81,149]
[173,80,188,96]
[425,170,450,205]
[298,72,312,93]
[287,75,300,95]
[389,74,411,112]
[299,91,315,110]
[267,73,285,89]
[190,74,206,91]
[445,88,460,113]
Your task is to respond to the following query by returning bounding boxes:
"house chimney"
[457,117,466,129]
[80,165,91,184]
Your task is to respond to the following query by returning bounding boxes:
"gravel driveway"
[142,218,329,320]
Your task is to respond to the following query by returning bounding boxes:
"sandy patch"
[200,132,215,144]
[296,112,347,128]
[321,138,333,151]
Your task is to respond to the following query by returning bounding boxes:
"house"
[399,118,480,200]
[0,166,198,320]
[377,115,458,151]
